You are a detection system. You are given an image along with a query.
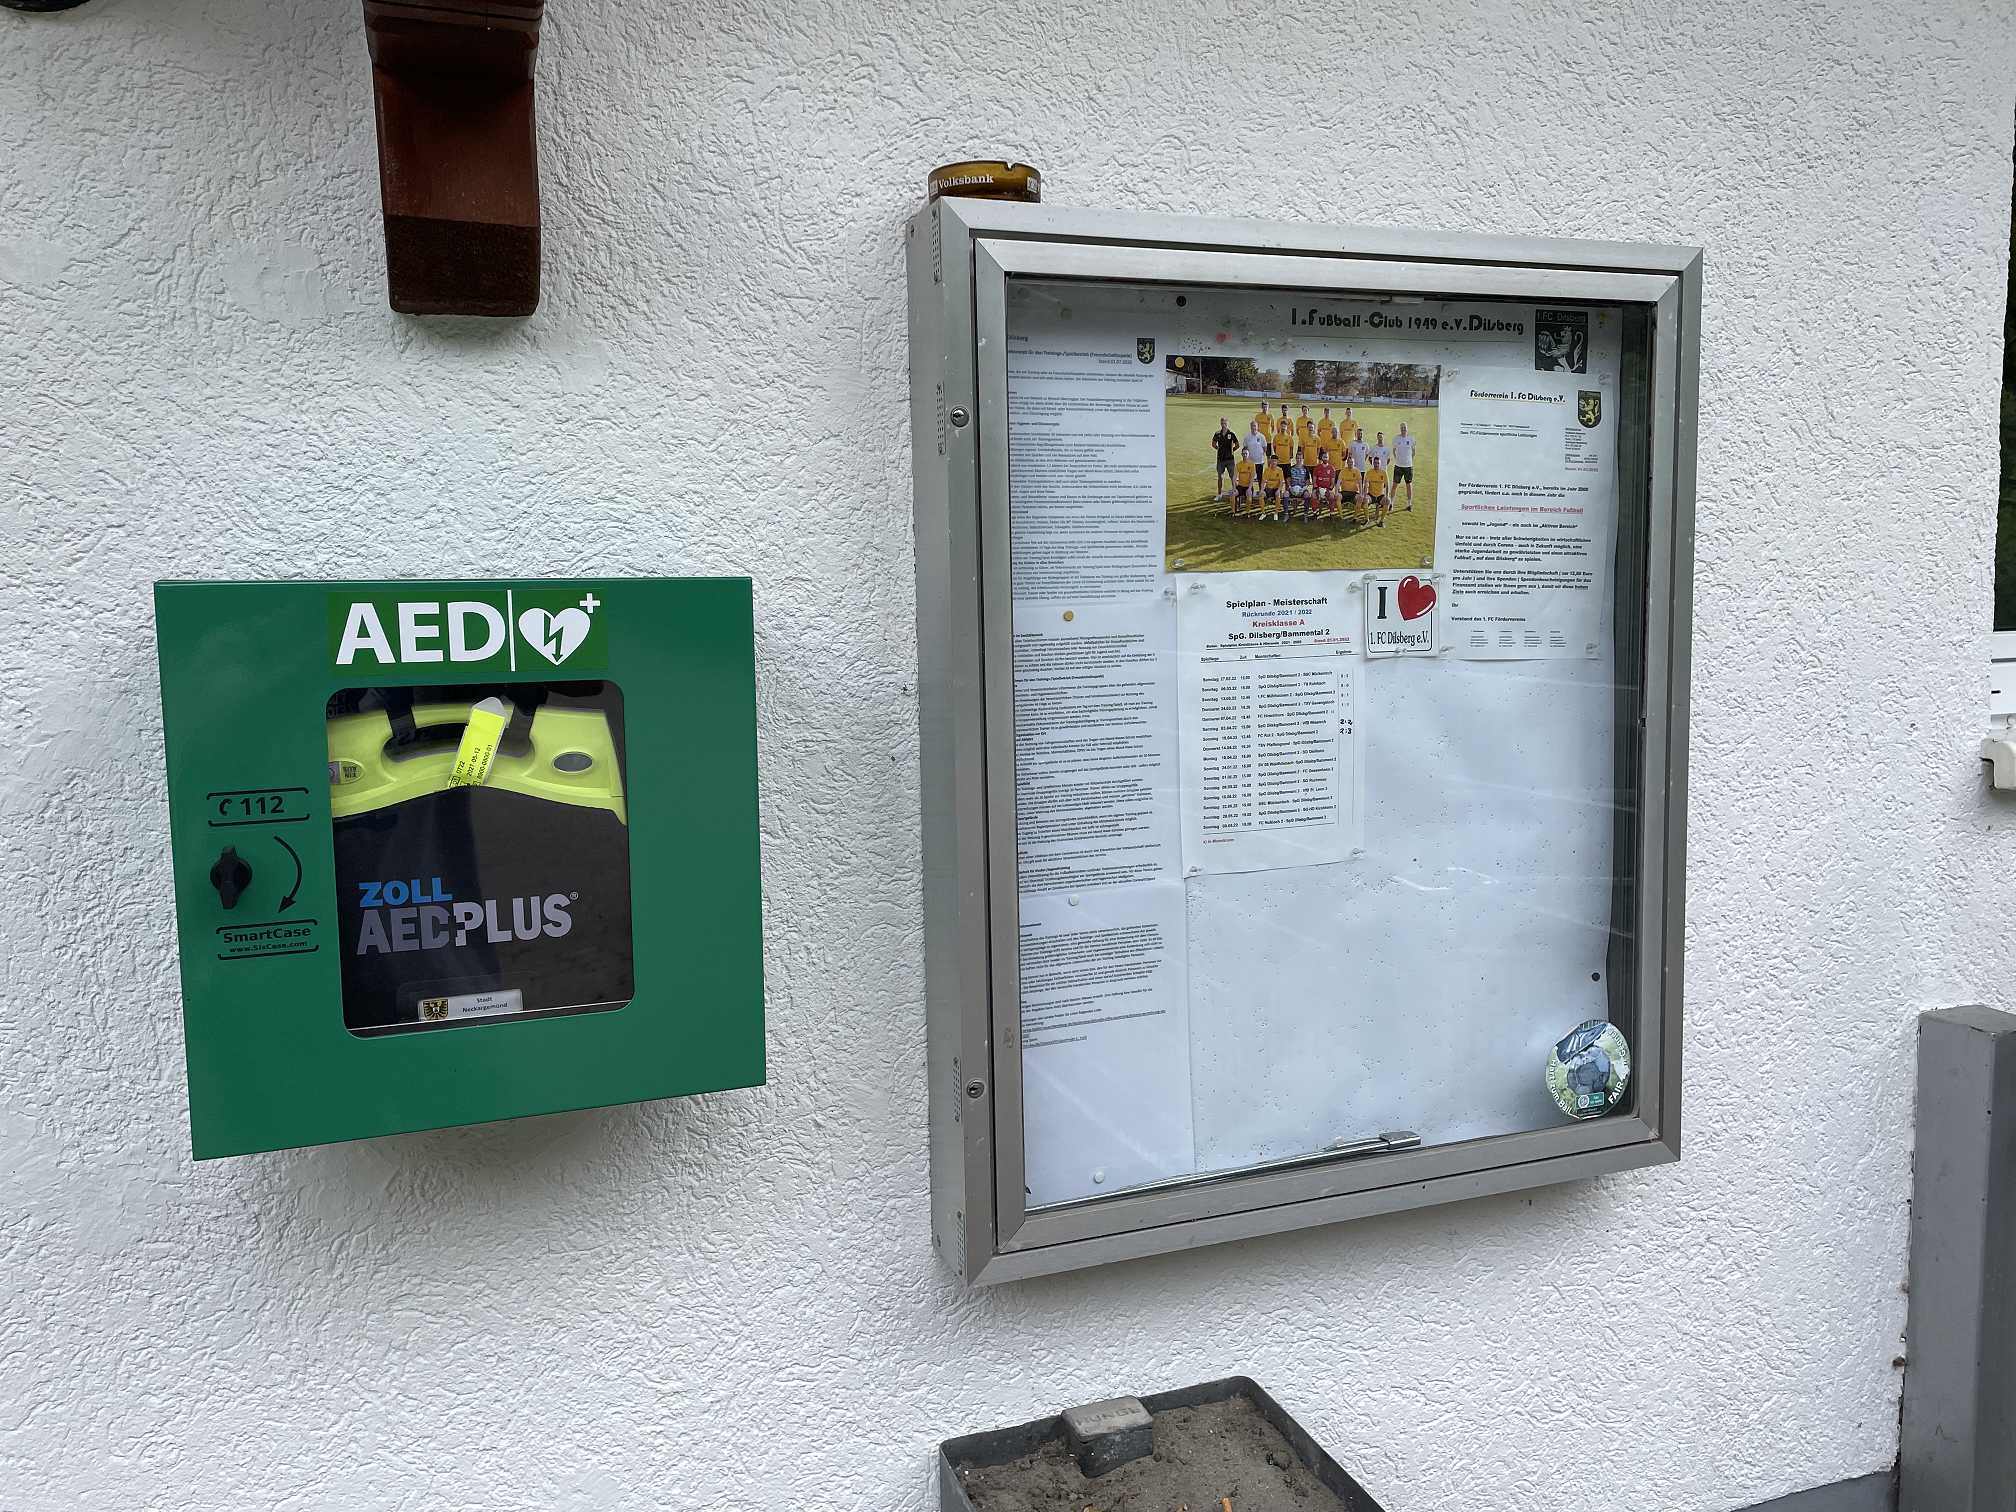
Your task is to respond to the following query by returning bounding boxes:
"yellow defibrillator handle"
[328,702,627,825]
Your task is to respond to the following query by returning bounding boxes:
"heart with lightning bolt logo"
[519,605,593,665]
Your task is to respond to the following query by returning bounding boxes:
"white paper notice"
[1176,574,1365,876]
[1436,366,1617,658]
[1012,598,1180,895]
[1006,327,1165,603]
[1019,883,1193,1206]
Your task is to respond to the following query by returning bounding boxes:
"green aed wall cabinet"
[154,578,765,1158]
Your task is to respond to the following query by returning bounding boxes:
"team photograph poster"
[1164,356,1440,576]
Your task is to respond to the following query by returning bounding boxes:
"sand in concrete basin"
[953,1395,1350,1511]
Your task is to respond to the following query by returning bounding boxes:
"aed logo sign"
[327,588,608,674]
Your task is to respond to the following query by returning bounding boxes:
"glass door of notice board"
[910,202,1697,1282]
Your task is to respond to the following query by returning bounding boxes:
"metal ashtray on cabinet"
[939,1376,1389,1511]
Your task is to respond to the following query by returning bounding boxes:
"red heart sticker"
[1396,575,1436,621]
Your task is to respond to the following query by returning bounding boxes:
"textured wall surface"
[3,1,2013,1509]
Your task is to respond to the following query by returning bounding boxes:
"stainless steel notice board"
[907,197,1700,1284]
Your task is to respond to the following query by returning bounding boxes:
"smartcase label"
[217,918,320,962]
[327,587,609,675]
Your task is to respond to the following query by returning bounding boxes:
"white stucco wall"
[3,1,2013,1508]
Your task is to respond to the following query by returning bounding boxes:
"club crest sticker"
[1534,308,1588,373]
[1135,337,1155,364]
[1578,390,1602,428]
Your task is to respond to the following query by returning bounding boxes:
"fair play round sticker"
[1546,1020,1631,1119]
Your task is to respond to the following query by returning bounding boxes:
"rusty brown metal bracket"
[363,0,544,316]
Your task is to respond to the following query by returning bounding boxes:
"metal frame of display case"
[908,196,1700,1284]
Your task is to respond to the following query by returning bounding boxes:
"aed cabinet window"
[327,681,634,1035]
[910,200,1699,1283]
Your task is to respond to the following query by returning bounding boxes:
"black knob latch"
[210,846,252,909]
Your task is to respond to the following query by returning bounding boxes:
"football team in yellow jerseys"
[1214,401,1416,528]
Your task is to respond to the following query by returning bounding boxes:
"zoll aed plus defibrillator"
[155,578,764,1159]
[327,688,634,1034]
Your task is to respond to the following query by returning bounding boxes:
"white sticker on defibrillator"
[416,989,526,1023]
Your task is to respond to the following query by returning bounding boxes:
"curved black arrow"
[274,835,303,912]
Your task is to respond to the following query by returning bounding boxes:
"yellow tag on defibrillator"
[449,697,510,787]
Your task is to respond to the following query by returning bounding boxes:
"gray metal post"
[1900,1005,2016,1511]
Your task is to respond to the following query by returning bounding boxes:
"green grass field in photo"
[1163,395,1439,574]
